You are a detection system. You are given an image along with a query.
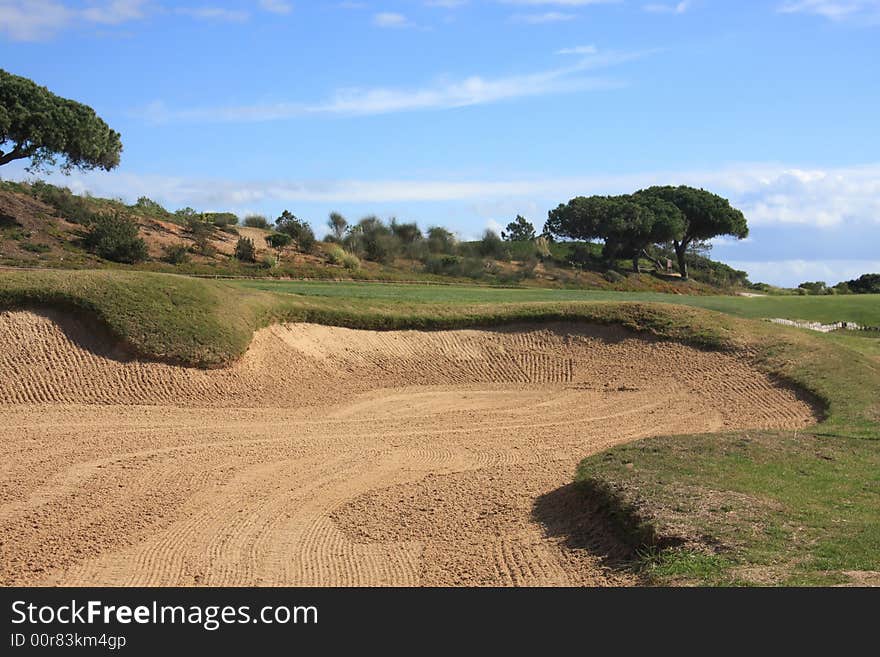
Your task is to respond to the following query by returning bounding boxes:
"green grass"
[232,279,880,326]
[1,268,878,586]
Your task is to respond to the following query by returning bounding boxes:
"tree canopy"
[0,69,122,173]
[634,186,748,279]
[544,186,747,278]
[502,215,536,241]
[545,194,683,273]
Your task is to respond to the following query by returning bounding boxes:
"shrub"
[275,210,316,252]
[21,242,50,253]
[186,217,215,256]
[327,245,346,265]
[604,269,625,283]
[426,226,457,254]
[162,243,190,264]
[220,225,239,235]
[845,273,880,294]
[234,236,257,262]
[262,253,280,270]
[343,216,398,264]
[477,229,509,260]
[204,212,238,227]
[341,252,360,270]
[265,232,292,248]
[28,180,93,224]
[132,196,171,218]
[390,218,423,244]
[83,212,148,263]
[243,214,271,229]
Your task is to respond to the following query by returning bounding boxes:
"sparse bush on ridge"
[83,212,148,263]
[162,243,190,264]
[234,236,257,262]
[275,210,316,253]
[265,232,292,248]
[243,214,271,229]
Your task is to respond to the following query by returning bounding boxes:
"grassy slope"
[1,269,878,585]
[234,280,880,326]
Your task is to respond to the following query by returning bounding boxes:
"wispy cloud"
[259,0,293,14]
[0,0,150,40]
[512,11,576,23]
[555,44,597,54]
[425,0,469,7]
[778,0,880,22]
[28,163,880,231]
[176,7,250,22]
[643,1,690,14]
[372,12,415,28]
[500,0,618,5]
[137,48,646,122]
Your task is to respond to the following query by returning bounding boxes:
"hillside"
[0,180,738,294]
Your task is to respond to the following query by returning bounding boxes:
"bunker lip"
[0,310,819,586]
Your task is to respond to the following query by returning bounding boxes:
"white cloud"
[259,0,293,14]
[643,1,689,14]
[81,0,149,24]
[425,0,468,7]
[23,163,880,232]
[512,11,576,22]
[501,1,617,5]
[176,7,250,22]
[778,0,880,22]
[555,44,597,54]
[0,0,72,40]
[0,0,151,40]
[372,12,414,28]
[137,49,644,121]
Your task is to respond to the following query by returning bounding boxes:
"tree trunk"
[673,240,689,280]
[632,255,641,274]
[641,248,665,271]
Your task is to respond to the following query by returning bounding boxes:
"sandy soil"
[0,309,818,586]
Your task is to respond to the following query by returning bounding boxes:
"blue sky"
[1,0,878,285]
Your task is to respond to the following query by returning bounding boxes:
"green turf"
[232,279,880,326]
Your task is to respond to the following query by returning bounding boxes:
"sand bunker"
[0,309,818,586]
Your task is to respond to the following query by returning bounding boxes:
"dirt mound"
[0,310,818,586]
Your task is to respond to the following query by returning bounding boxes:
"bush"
[477,229,509,260]
[845,273,880,294]
[265,232,292,248]
[341,252,360,270]
[262,253,280,270]
[275,210,316,252]
[28,180,93,224]
[186,217,215,256]
[603,269,625,283]
[83,212,148,263]
[234,237,257,262]
[204,212,238,227]
[162,243,190,264]
[344,216,398,264]
[132,196,171,219]
[220,225,239,235]
[20,242,51,253]
[327,245,346,265]
[426,226,457,254]
[243,214,271,229]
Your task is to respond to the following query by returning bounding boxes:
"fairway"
[232,280,880,326]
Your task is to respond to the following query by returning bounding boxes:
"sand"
[0,309,818,586]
